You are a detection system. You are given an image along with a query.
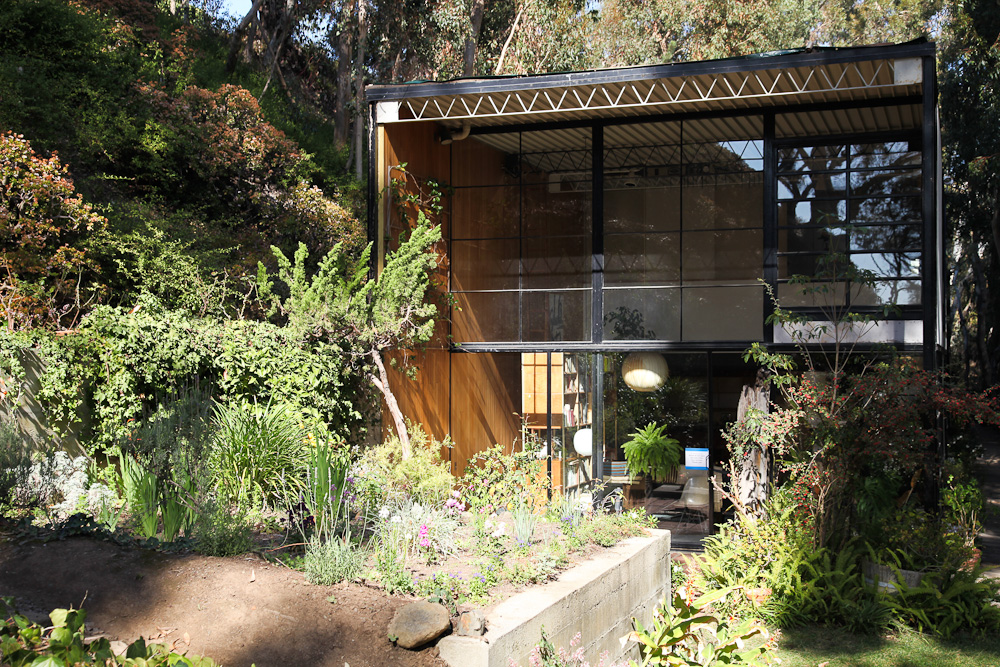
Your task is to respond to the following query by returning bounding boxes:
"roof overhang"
[367,41,933,129]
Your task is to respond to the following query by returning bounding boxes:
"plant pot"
[861,558,924,593]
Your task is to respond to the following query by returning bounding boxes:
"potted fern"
[622,422,681,496]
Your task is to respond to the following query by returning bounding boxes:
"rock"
[388,601,450,649]
[457,610,485,637]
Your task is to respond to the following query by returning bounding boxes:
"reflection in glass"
[603,288,681,341]
[451,186,519,239]
[522,290,591,342]
[605,233,681,287]
[522,235,592,290]
[682,230,763,284]
[451,239,519,291]
[682,286,764,341]
[452,291,519,342]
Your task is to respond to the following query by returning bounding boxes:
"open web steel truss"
[385,58,917,124]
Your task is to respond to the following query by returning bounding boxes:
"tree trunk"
[736,367,770,517]
[352,0,368,179]
[334,6,354,147]
[969,232,993,388]
[463,0,486,77]
[369,348,412,459]
[226,0,268,74]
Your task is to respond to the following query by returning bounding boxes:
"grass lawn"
[773,625,1000,667]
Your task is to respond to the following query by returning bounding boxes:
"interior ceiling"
[467,104,921,169]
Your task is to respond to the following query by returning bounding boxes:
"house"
[365,40,943,537]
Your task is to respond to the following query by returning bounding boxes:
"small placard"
[685,447,710,470]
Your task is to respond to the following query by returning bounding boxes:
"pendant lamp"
[621,352,668,392]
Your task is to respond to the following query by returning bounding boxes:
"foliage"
[6,299,365,457]
[257,211,443,455]
[0,420,31,514]
[0,132,106,330]
[622,423,681,481]
[120,453,159,539]
[461,442,551,513]
[885,570,1000,639]
[210,399,306,511]
[192,497,253,557]
[355,424,454,508]
[292,433,353,543]
[514,628,619,667]
[303,535,366,585]
[375,499,459,565]
[622,587,778,666]
[1,597,218,666]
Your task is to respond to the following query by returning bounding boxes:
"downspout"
[439,121,471,145]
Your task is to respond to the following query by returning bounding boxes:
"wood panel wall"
[380,124,528,476]
[382,122,452,453]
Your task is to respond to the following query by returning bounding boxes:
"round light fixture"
[573,428,593,457]
[621,352,668,392]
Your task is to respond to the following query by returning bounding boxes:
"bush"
[356,424,453,508]
[192,499,253,557]
[0,420,31,514]
[210,400,306,511]
[303,537,366,585]
[1,597,219,666]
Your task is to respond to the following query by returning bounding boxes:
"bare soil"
[0,535,447,667]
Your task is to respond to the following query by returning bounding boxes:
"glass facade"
[437,104,929,527]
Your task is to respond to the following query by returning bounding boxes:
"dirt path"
[0,536,447,667]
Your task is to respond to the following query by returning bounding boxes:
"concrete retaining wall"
[438,528,671,667]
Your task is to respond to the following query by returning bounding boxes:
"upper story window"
[776,138,923,312]
[602,117,764,342]
[450,128,593,343]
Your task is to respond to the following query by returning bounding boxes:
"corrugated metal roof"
[370,42,932,131]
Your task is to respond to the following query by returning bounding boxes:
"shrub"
[1,597,219,666]
[461,441,551,513]
[303,536,366,585]
[356,424,453,507]
[0,420,31,514]
[210,400,306,511]
[622,587,777,666]
[192,498,253,557]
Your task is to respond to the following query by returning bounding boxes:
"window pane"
[682,286,763,341]
[683,177,763,230]
[604,287,680,340]
[523,235,591,289]
[451,239,519,291]
[452,291,519,342]
[851,197,921,224]
[522,290,591,342]
[779,227,849,254]
[452,134,520,187]
[605,233,680,287]
[853,280,921,306]
[452,187,519,239]
[850,169,921,196]
[604,187,681,233]
[777,172,848,199]
[777,281,848,308]
[851,224,921,252]
[682,230,762,283]
[851,142,921,169]
[778,200,847,227]
[851,252,921,278]
[778,145,848,171]
[522,184,591,237]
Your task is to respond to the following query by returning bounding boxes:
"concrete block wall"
[438,528,671,667]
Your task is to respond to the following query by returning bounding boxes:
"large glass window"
[450,129,592,343]
[603,118,764,342]
[776,138,923,310]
